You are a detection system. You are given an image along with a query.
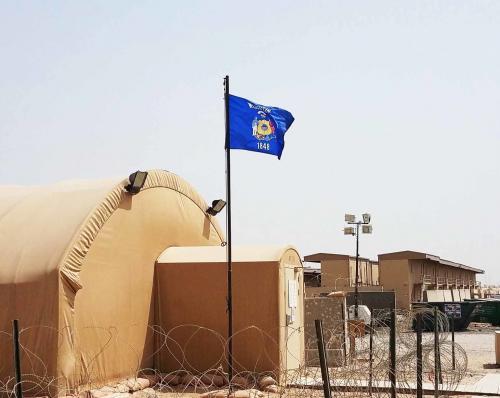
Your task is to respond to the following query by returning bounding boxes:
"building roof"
[157,245,300,264]
[378,250,484,274]
[303,262,321,275]
[304,252,376,263]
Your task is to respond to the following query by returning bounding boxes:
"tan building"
[304,253,379,291]
[156,245,304,377]
[378,250,484,309]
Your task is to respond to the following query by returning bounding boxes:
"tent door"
[284,265,301,371]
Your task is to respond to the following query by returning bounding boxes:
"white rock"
[115,385,129,393]
[125,378,150,392]
[257,376,277,390]
[230,389,264,398]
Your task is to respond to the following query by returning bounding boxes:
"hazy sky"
[1,1,499,283]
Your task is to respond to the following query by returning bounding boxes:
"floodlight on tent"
[344,227,355,235]
[207,199,226,216]
[362,213,371,224]
[345,214,356,223]
[362,225,373,234]
[125,171,148,195]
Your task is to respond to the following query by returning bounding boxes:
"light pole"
[344,213,373,319]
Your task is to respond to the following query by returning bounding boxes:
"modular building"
[155,245,304,377]
[304,253,379,291]
[378,250,484,309]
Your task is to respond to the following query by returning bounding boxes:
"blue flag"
[228,94,294,159]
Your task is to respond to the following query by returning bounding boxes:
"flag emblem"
[252,112,276,141]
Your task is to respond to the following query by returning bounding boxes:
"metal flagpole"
[223,75,233,384]
[354,223,360,318]
[12,319,23,398]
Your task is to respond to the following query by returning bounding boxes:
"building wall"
[348,258,378,286]
[392,258,479,306]
[345,291,395,312]
[409,259,478,286]
[349,259,362,286]
[156,261,281,374]
[321,258,379,290]
[156,254,304,377]
[321,259,350,289]
[304,296,346,367]
[372,263,380,286]
[378,259,411,309]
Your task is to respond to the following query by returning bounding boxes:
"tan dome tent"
[0,170,223,395]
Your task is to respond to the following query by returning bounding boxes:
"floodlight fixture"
[125,171,148,195]
[344,227,355,235]
[345,214,356,223]
[362,213,371,224]
[207,199,226,216]
[362,225,373,234]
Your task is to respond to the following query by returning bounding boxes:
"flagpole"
[223,75,233,384]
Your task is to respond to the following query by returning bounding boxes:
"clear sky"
[1,1,499,283]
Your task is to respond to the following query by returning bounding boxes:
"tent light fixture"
[362,213,371,224]
[125,171,148,195]
[207,199,226,216]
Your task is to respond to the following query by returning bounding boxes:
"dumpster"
[412,301,480,331]
[467,299,500,326]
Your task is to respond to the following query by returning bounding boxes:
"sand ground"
[443,329,500,374]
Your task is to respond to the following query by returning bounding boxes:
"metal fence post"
[451,316,456,371]
[315,319,332,398]
[340,303,347,365]
[389,309,396,398]
[12,319,23,398]
[433,306,442,397]
[369,312,373,396]
[416,313,423,398]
